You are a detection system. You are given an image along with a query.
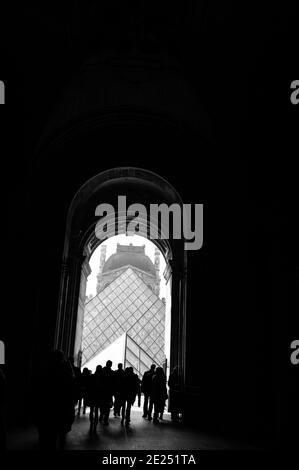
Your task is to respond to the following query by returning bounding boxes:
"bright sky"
[85,234,167,299]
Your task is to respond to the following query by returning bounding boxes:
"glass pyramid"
[82,267,165,367]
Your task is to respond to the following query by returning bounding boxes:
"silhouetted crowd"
[36,350,181,450]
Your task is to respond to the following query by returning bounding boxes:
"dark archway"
[54,167,187,384]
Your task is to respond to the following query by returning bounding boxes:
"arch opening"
[55,167,187,385]
[77,234,171,381]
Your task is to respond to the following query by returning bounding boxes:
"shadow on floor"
[7,408,256,451]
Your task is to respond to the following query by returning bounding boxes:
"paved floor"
[8,408,254,451]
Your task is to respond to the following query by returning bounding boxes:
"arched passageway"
[55,167,187,385]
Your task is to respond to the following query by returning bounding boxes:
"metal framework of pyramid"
[82,267,165,368]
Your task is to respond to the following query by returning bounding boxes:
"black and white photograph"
[0,1,298,467]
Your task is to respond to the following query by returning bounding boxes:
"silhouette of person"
[68,356,81,413]
[37,350,76,450]
[68,356,81,379]
[78,367,91,415]
[113,363,125,417]
[168,366,180,421]
[120,367,140,427]
[141,364,156,420]
[88,365,103,434]
[134,370,141,408]
[101,360,114,425]
[0,367,6,450]
[152,367,168,424]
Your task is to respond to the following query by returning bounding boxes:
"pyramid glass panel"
[82,267,165,367]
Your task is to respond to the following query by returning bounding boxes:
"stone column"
[74,257,91,365]
[54,258,71,351]
[55,249,89,359]
[169,250,187,387]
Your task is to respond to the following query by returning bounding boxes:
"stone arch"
[54,166,187,383]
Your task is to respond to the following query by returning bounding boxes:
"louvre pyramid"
[82,267,165,366]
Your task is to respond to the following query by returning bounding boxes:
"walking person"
[101,360,114,425]
[113,363,125,417]
[37,350,76,450]
[88,365,103,434]
[68,356,81,414]
[141,364,155,420]
[120,367,140,427]
[77,367,91,415]
[152,367,168,424]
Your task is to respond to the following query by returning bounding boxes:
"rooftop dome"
[102,243,156,276]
